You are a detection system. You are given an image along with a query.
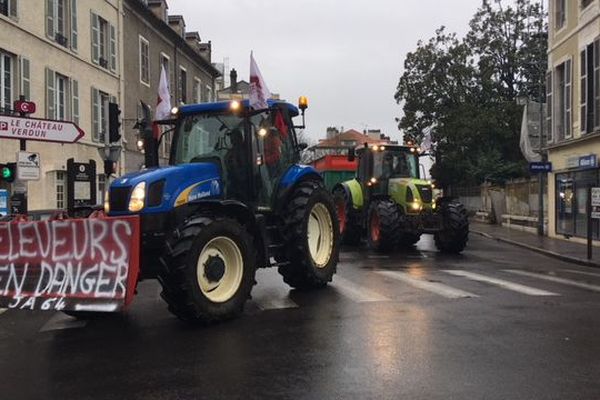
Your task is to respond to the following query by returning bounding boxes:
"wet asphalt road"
[0,234,599,400]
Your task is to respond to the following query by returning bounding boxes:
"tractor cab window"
[250,108,297,205]
[173,113,249,199]
[375,151,419,179]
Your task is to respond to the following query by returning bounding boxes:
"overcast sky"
[169,0,486,143]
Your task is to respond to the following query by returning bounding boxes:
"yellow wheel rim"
[307,203,334,268]
[197,236,244,303]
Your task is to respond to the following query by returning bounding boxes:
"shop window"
[56,171,65,209]
[556,169,600,239]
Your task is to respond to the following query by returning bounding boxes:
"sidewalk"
[470,221,600,269]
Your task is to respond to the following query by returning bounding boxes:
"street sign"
[529,162,552,173]
[14,100,36,114]
[16,151,40,181]
[0,115,84,143]
[0,189,7,216]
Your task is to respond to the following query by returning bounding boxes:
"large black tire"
[434,201,469,254]
[158,216,257,323]
[278,181,340,290]
[333,186,362,246]
[367,199,400,252]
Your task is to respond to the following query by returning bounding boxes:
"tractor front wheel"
[158,216,256,323]
[279,181,340,290]
[367,199,399,252]
[434,201,469,254]
[333,186,362,246]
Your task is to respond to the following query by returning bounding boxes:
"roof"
[218,81,251,95]
[178,99,299,116]
[312,129,390,149]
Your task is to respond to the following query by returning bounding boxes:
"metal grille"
[416,185,433,203]
[110,186,131,212]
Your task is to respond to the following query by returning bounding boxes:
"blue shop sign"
[567,154,598,170]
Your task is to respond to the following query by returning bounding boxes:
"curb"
[470,229,600,269]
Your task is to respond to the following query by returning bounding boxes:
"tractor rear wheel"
[367,199,399,252]
[333,186,362,246]
[279,181,340,290]
[434,201,469,254]
[158,216,256,323]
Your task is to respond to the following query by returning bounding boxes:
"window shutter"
[546,71,553,143]
[109,23,117,72]
[46,0,55,38]
[46,67,55,119]
[565,59,572,138]
[19,57,30,100]
[91,12,99,64]
[71,0,78,51]
[92,87,99,141]
[594,39,600,130]
[581,50,588,134]
[9,0,17,17]
[71,79,79,125]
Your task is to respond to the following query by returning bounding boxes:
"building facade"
[0,0,123,210]
[547,0,600,243]
[122,0,220,171]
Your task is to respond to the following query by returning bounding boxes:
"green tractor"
[333,144,468,253]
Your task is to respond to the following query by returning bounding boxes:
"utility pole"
[537,0,546,236]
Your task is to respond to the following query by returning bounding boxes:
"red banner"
[0,216,140,312]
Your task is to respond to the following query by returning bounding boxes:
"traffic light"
[1,163,16,183]
[108,102,122,143]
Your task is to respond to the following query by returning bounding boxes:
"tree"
[395,0,547,188]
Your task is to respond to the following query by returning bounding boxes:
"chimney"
[147,0,168,22]
[230,69,238,93]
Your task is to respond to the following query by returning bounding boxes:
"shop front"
[553,154,600,240]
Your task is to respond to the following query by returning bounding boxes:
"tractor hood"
[108,163,223,215]
[388,177,435,211]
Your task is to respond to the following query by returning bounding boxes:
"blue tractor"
[105,98,340,323]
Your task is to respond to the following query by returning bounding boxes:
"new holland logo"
[210,180,220,195]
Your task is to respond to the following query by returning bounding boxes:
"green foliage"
[395,0,547,187]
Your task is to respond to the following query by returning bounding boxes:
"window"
[193,78,201,103]
[91,12,116,71]
[56,171,65,209]
[546,71,553,142]
[98,174,105,204]
[580,39,600,134]
[139,36,149,85]
[555,59,572,140]
[0,52,13,113]
[46,68,77,121]
[555,0,566,29]
[92,87,112,142]
[206,85,212,102]
[19,57,30,100]
[0,0,17,18]
[160,53,172,93]
[46,0,76,49]
[179,66,187,103]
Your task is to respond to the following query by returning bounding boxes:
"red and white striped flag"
[249,51,271,110]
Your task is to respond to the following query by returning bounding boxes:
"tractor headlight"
[411,201,421,211]
[128,182,146,212]
[104,190,110,214]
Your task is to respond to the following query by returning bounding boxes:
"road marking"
[0,308,6,315]
[375,271,478,299]
[562,269,600,278]
[74,303,118,312]
[253,289,299,311]
[505,270,600,293]
[332,276,390,302]
[443,270,559,296]
[40,313,87,332]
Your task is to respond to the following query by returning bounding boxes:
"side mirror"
[298,142,308,151]
[348,148,356,162]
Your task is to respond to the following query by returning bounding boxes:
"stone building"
[0,0,123,210]
[122,0,220,171]
[547,0,600,243]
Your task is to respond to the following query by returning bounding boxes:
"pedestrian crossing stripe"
[375,270,478,299]
[562,269,600,278]
[505,270,600,293]
[0,308,6,315]
[332,276,390,303]
[443,270,559,296]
